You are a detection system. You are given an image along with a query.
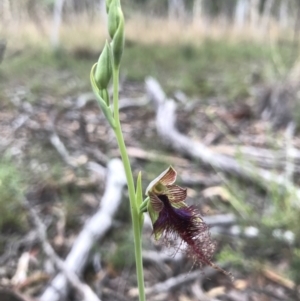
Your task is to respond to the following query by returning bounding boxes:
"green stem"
[113,66,146,301]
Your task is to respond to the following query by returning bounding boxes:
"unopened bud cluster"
[90,0,125,128]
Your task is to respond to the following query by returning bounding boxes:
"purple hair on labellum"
[146,166,232,280]
[153,195,214,263]
[153,195,232,279]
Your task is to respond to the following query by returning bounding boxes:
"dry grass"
[126,14,292,45]
[0,12,295,51]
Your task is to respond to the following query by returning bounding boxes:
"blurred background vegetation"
[1,0,300,300]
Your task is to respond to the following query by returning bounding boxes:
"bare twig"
[49,132,78,168]
[39,158,126,301]
[262,267,295,290]
[129,266,222,297]
[23,198,101,301]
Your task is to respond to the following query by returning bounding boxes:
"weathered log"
[145,77,300,204]
[39,159,126,301]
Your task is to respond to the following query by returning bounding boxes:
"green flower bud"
[105,0,113,13]
[90,63,115,129]
[108,0,122,39]
[111,10,124,68]
[94,41,112,90]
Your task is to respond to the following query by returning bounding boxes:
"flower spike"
[146,166,232,280]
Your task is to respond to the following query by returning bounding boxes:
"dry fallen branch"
[145,77,300,204]
[49,132,78,168]
[129,266,222,298]
[262,267,295,290]
[17,272,50,291]
[39,158,126,301]
[210,144,300,173]
[11,252,31,286]
[24,198,101,301]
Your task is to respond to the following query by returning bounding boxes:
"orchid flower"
[145,166,232,279]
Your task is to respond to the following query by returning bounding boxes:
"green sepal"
[100,89,110,106]
[90,63,116,129]
[147,200,161,240]
[94,41,112,90]
[136,172,144,235]
[139,197,149,214]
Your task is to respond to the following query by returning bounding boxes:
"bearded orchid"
[145,166,232,279]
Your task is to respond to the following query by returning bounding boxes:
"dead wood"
[262,267,295,290]
[210,144,300,164]
[129,266,222,298]
[49,132,78,168]
[145,77,300,204]
[24,198,101,301]
[39,158,126,301]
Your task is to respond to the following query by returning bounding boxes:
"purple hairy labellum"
[146,167,232,280]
